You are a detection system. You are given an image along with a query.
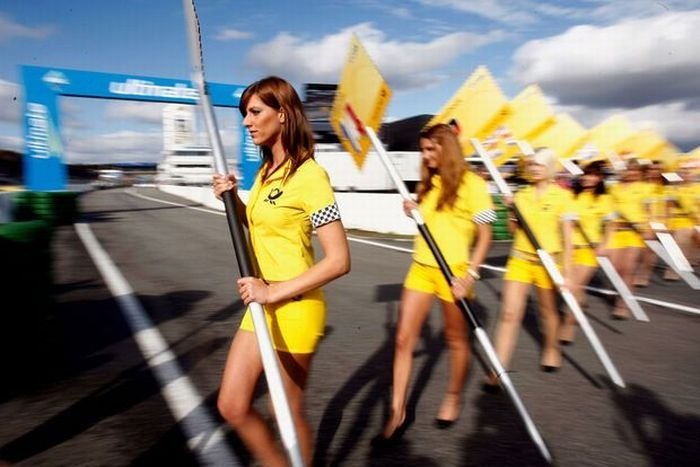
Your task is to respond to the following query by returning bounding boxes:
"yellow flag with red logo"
[481,84,556,166]
[428,66,509,155]
[330,35,392,169]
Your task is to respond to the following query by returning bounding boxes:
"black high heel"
[434,418,456,429]
[371,419,408,448]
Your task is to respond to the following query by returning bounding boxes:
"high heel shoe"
[371,416,408,448]
[434,393,461,429]
[540,349,561,372]
[434,418,456,429]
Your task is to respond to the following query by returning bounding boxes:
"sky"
[1,0,700,164]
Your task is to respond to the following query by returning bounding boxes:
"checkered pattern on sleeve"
[473,209,497,224]
[311,202,341,229]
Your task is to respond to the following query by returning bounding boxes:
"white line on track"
[129,188,700,317]
[74,222,239,466]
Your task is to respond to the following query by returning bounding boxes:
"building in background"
[156,104,219,186]
[157,88,425,189]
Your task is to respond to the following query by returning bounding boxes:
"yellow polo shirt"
[572,192,614,246]
[609,181,651,225]
[511,183,575,254]
[246,158,340,282]
[667,183,700,229]
[413,171,496,267]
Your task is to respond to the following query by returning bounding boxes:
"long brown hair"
[416,123,467,210]
[239,76,315,178]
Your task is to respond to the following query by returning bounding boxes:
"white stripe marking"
[345,237,700,316]
[74,222,239,465]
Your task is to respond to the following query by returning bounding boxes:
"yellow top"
[246,158,340,282]
[512,183,575,254]
[666,183,700,227]
[572,192,614,246]
[609,181,651,225]
[413,171,495,267]
[643,181,668,221]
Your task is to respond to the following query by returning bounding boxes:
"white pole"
[182,2,303,466]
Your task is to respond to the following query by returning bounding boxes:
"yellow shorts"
[239,288,325,354]
[404,261,470,302]
[503,255,555,290]
[607,230,645,249]
[669,218,694,230]
[574,246,598,268]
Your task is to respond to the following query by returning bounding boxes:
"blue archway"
[21,65,260,190]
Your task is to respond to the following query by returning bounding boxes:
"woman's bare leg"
[488,280,530,384]
[536,286,561,369]
[381,288,434,437]
[559,264,597,344]
[218,331,287,467]
[436,299,470,422]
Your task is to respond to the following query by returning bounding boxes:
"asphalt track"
[1,186,698,466]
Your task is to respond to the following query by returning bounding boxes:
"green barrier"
[0,219,54,369]
[491,194,512,240]
[12,191,79,226]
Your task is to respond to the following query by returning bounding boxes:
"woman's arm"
[238,220,350,305]
[451,222,492,299]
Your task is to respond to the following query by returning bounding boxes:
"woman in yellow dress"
[375,123,495,443]
[484,147,575,389]
[664,161,700,279]
[607,158,652,319]
[213,76,350,466]
[634,160,667,286]
[558,160,615,344]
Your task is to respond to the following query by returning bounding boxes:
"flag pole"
[182,2,303,466]
[365,127,552,464]
[471,137,626,388]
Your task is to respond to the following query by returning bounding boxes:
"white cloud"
[0,135,22,152]
[65,130,163,164]
[0,80,22,123]
[418,0,539,24]
[246,22,507,90]
[511,10,700,150]
[553,99,700,152]
[0,14,54,43]
[104,101,166,124]
[511,10,700,108]
[214,28,253,41]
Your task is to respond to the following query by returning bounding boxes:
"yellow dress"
[239,158,340,353]
[405,171,495,301]
[607,181,650,249]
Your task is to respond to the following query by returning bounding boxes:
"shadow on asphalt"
[611,383,700,466]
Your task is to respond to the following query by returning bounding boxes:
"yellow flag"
[428,66,508,155]
[479,84,556,165]
[330,35,392,169]
[531,113,587,159]
[484,85,555,141]
[614,128,670,161]
[577,114,635,157]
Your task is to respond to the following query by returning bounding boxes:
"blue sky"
[1,0,700,163]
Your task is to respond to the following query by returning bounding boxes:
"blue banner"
[238,126,261,190]
[21,65,245,190]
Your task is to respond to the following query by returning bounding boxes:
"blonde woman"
[484,147,575,389]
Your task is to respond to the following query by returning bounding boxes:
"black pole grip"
[222,190,255,278]
[511,203,544,253]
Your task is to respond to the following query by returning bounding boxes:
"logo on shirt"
[264,188,283,205]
